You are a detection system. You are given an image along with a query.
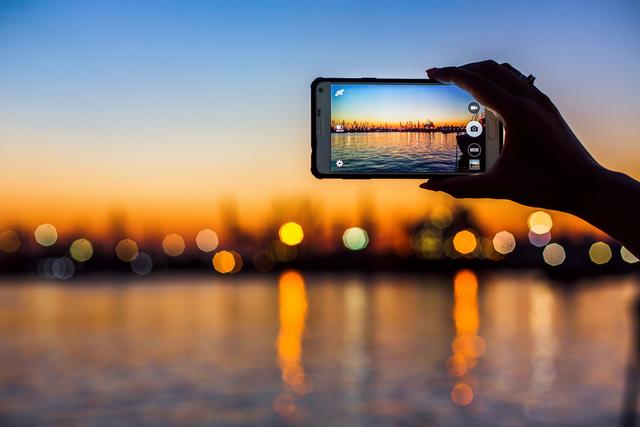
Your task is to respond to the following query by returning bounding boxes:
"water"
[0,272,638,426]
[331,132,460,172]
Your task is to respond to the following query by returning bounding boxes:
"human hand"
[420,60,606,215]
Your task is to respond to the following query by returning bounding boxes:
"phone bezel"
[311,77,503,179]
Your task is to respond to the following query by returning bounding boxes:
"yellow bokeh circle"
[70,238,94,262]
[278,222,304,246]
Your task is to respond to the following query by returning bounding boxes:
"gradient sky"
[1,0,639,237]
[331,84,475,126]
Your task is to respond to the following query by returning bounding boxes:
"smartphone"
[311,78,502,178]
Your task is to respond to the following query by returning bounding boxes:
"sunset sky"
[1,0,639,240]
[331,84,475,126]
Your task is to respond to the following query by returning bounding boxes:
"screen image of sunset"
[329,84,485,173]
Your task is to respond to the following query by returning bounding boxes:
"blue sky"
[0,0,638,231]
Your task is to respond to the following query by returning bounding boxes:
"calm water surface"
[331,132,460,172]
[0,272,638,426]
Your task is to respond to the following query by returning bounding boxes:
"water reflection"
[275,271,311,420]
[448,269,485,406]
[0,273,637,426]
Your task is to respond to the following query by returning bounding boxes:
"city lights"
[0,230,21,253]
[279,222,304,246]
[213,250,236,273]
[621,246,639,264]
[51,257,74,280]
[430,206,453,229]
[492,231,516,255]
[543,243,566,266]
[230,251,243,273]
[196,229,219,252]
[34,223,58,247]
[413,228,443,259]
[162,233,185,257]
[453,230,477,255]
[528,230,551,247]
[252,250,275,272]
[528,211,553,235]
[115,239,139,262]
[69,238,94,262]
[342,227,369,251]
[131,252,153,275]
[589,242,612,265]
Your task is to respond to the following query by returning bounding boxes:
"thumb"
[419,173,497,199]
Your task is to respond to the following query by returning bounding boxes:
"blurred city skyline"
[1,0,639,240]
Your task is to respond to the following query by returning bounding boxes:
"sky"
[0,0,639,238]
[331,84,474,126]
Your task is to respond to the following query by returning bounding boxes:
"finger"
[426,67,515,120]
[419,173,499,199]
[461,60,534,96]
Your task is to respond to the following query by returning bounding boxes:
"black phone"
[311,77,503,178]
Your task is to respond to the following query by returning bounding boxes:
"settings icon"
[336,160,344,167]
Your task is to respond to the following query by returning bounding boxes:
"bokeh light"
[589,242,612,265]
[69,238,94,262]
[230,251,243,273]
[273,394,296,417]
[36,257,56,279]
[430,206,453,229]
[528,230,551,247]
[269,240,297,262]
[52,257,74,280]
[252,250,275,272]
[195,229,219,252]
[621,247,639,264]
[543,243,566,266]
[342,227,369,251]
[413,228,443,259]
[528,211,553,234]
[130,252,153,275]
[492,231,516,255]
[446,355,468,377]
[480,237,502,261]
[0,230,21,253]
[453,230,477,255]
[451,383,474,406]
[34,223,58,247]
[162,233,185,257]
[213,250,236,273]
[278,222,304,246]
[115,239,139,262]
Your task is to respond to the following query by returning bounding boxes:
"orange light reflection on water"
[448,269,485,407]
[274,270,311,418]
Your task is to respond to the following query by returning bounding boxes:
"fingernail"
[426,67,439,74]
[419,182,433,189]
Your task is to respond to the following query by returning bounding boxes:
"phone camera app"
[466,120,483,137]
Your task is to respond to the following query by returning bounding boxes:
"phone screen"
[330,83,486,173]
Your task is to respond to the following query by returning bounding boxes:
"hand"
[420,60,605,214]
[420,60,640,256]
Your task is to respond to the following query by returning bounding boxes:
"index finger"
[427,66,516,121]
